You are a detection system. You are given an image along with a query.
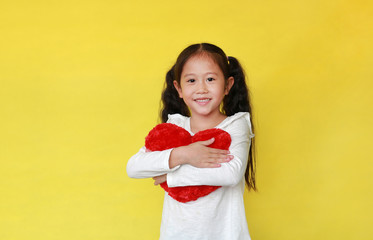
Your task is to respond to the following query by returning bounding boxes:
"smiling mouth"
[194,98,211,103]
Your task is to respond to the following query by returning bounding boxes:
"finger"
[207,154,234,162]
[208,148,230,155]
[212,155,233,163]
[198,138,215,146]
[207,151,232,159]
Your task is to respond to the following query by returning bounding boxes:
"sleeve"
[166,113,253,187]
[126,114,187,179]
[126,147,180,178]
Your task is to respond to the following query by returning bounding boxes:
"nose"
[196,81,208,94]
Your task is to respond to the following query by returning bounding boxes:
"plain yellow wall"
[1,0,372,239]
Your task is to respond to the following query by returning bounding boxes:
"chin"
[191,111,215,117]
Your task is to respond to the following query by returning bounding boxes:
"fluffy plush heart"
[145,123,231,203]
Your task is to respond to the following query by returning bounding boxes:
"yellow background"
[1,0,372,239]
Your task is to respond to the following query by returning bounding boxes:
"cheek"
[218,85,228,96]
[181,87,193,96]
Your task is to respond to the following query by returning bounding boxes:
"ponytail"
[160,65,190,123]
[223,56,250,115]
[224,56,257,191]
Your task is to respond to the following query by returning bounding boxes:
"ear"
[173,80,183,98]
[224,77,234,95]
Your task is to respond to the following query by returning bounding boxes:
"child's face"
[173,54,234,119]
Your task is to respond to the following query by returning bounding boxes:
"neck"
[190,112,227,133]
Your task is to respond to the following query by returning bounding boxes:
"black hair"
[160,43,256,191]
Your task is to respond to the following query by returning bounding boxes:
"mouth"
[194,98,211,104]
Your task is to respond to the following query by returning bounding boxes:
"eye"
[187,79,195,83]
[207,77,215,82]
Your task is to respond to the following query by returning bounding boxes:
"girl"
[127,43,256,240]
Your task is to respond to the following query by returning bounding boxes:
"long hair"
[160,43,256,191]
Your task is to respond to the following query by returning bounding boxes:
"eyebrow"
[182,72,218,78]
[182,73,196,78]
[205,72,218,76]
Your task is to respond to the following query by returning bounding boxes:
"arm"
[126,147,179,178]
[128,139,229,179]
[166,116,252,187]
[168,138,232,169]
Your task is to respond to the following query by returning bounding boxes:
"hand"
[169,138,233,168]
[153,174,167,185]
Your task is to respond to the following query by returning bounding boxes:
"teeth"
[195,99,210,102]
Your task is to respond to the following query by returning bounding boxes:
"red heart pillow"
[145,123,231,203]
